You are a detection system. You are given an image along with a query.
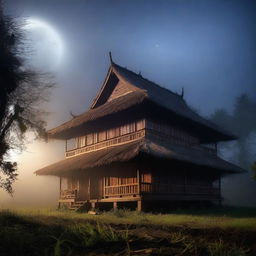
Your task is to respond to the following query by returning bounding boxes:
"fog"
[221,132,256,207]
[1,0,255,208]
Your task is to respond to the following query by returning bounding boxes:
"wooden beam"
[113,201,117,210]
[103,177,105,198]
[137,200,142,212]
[88,177,91,200]
[137,169,141,195]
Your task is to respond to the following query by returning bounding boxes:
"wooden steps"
[69,201,86,212]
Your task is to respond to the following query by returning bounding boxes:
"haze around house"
[1,0,255,208]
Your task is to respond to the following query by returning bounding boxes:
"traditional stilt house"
[35,55,243,211]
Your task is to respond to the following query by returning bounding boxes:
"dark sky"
[5,0,256,127]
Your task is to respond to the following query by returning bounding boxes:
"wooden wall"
[61,159,220,201]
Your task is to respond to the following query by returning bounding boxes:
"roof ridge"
[112,62,184,99]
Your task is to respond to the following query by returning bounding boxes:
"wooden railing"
[103,182,219,198]
[60,189,77,199]
[104,183,139,197]
[61,184,218,200]
[141,182,219,195]
[66,130,145,158]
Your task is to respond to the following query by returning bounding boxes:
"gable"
[91,71,119,109]
[91,68,139,109]
[107,79,137,102]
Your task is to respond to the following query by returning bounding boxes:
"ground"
[0,207,255,256]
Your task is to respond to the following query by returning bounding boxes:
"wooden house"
[35,56,243,211]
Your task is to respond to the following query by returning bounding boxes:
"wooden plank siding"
[107,80,138,102]
[59,164,220,203]
[65,119,217,159]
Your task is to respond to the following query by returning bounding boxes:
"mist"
[1,0,256,208]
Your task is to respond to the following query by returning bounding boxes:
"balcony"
[66,129,145,158]
[103,182,219,198]
[104,183,139,198]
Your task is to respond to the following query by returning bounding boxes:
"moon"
[23,18,64,71]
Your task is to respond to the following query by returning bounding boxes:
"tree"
[210,108,233,133]
[0,3,53,193]
[210,94,256,168]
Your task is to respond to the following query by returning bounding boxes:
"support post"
[113,201,117,210]
[137,200,142,212]
[137,169,141,195]
[58,177,62,209]
[88,177,91,200]
[91,202,95,209]
[103,177,105,198]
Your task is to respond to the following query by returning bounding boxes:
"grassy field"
[0,207,255,255]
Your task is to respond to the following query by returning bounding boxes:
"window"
[93,133,98,144]
[129,122,136,133]
[120,124,129,135]
[115,127,120,137]
[120,122,136,135]
[136,120,145,130]
[86,134,93,145]
[77,136,86,148]
[98,131,106,142]
[107,128,116,139]
[66,138,76,151]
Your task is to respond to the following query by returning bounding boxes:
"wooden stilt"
[113,201,117,210]
[137,200,142,212]
[91,202,95,209]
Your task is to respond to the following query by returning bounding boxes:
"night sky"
[2,0,256,207]
[6,0,256,126]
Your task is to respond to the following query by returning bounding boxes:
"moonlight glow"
[23,18,64,71]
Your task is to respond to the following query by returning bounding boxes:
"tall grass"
[5,207,256,229]
[208,240,248,256]
[0,208,255,255]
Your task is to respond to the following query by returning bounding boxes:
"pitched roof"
[48,90,146,139]
[48,62,236,141]
[35,137,244,176]
[111,63,236,139]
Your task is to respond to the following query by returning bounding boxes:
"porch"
[59,181,220,211]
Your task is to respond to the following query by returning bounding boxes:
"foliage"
[210,94,256,168]
[0,4,53,193]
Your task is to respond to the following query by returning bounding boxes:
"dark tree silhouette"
[210,109,233,133]
[210,94,256,169]
[0,3,53,193]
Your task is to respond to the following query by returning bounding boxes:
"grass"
[0,206,255,255]
[9,206,256,229]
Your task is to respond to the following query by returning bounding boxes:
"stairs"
[69,201,86,212]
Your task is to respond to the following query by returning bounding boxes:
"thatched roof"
[48,62,236,141]
[48,90,146,139]
[35,138,244,177]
